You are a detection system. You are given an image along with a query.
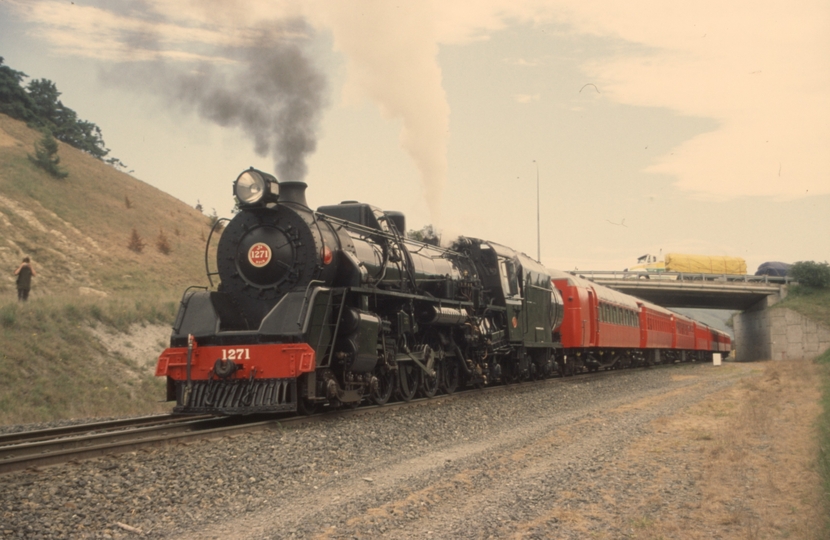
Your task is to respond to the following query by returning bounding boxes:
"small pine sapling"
[156,229,171,255]
[127,228,145,253]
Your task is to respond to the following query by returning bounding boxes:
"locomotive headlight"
[234,168,279,207]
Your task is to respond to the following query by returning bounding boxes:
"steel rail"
[0,414,213,446]
[0,363,690,475]
[0,416,242,474]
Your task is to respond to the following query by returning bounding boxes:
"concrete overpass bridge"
[569,270,790,310]
[569,271,829,363]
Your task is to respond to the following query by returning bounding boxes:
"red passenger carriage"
[550,270,731,374]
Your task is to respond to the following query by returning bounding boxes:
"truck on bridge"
[626,253,747,276]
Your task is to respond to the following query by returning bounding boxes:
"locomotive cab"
[317,201,405,235]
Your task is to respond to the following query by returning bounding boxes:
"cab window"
[499,259,520,297]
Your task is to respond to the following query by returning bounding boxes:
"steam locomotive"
[155,168,730,415]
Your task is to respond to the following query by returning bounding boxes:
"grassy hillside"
[0,114,215,297]
[0,297,175,423]
[778,286,830,522]
[0,113,221,424]
[774,285,830,327]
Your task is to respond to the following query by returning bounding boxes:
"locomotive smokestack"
[279,182,309,207]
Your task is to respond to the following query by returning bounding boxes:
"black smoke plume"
[108,19,327,182]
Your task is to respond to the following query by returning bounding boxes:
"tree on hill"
[127,228,146,253]
[0,57,113,161]
[26,78,109,159]
[0,58,34,121]
[407,224,441,246]
[790,261,830,288]
[156,229,172,255]
[28,128,68,179]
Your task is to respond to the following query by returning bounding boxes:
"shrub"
[1,303,17,328]
[156,229,171,255]
[28,128,68,179]
[790,261,830,288]
[209,209,225,232]
[127,228,145,253]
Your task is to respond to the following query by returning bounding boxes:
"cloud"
[505,57,542,67]
[9,0,828,201]
[561,1,830,199]
[514,94,541,104]
[9,0,260,61]
[439,0,829,200]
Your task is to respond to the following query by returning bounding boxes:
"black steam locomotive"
[156,168,564,414]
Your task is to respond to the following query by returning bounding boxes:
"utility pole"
[533,160,540,261]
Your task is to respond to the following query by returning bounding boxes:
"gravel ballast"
[1,363,753,539]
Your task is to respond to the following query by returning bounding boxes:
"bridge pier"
[734,286,830,361]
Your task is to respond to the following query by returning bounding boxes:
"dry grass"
[611,360,826,539]
[775,285,830,328]
[0,114,216,298]
[0,291,176,425]
[0,114,231,425]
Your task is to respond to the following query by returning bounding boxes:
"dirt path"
[173,361,824,540]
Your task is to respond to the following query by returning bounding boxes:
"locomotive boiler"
[156,168,564,414]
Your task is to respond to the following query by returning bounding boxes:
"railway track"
[0,365,672,474]
[0,413,286,474]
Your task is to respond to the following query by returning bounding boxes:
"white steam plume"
[317,1,450,224]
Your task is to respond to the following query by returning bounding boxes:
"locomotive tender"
[155,168,730,415]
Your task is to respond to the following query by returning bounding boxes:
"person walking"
[14,257,36,302]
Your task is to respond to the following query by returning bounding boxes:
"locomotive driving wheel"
[500,357,517,385]
[420,362,439,398]
[396,362,421,402]
[441,358,460,394]
[419,344,443,398]
[371,364,396,406]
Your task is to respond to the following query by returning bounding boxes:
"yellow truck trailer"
[627,253,747,275]
[664,254,747,275]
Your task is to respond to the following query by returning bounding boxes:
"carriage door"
[500,258,525,342]
[586,289,597,347]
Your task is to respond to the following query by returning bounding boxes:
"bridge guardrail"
[570,270,793,286]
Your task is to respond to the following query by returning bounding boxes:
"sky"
[1,0,828,273]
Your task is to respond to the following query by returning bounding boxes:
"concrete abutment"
[734,288,830,361]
